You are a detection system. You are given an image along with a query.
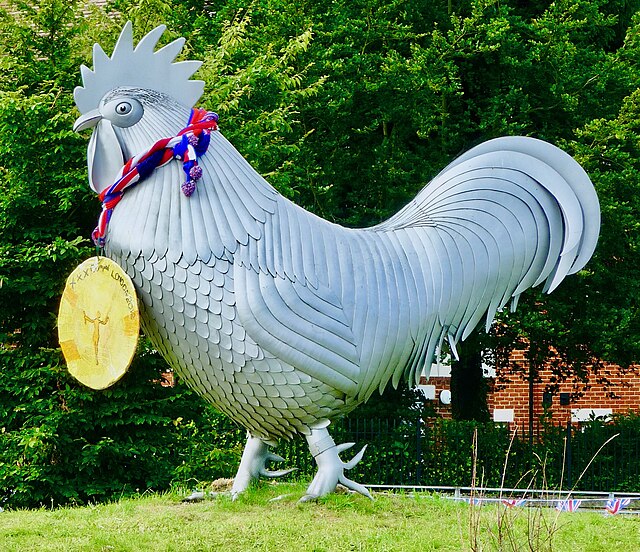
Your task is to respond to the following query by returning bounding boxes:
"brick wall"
[421,351,640,428]
[424,376,453,418]
[489,352,640,429]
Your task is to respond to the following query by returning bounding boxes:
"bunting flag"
[502,498,527,508]
[555,499,582,512]
[605,498,632,515]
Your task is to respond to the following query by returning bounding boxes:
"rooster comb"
[74,22,204,114]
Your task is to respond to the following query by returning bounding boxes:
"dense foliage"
[1,0,640,507]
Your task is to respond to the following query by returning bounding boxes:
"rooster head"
[73,22,205,194]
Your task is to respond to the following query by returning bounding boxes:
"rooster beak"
[73,109,103,132]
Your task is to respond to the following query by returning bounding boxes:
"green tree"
[2,0,640,506]
[0,0,244,509]
[492,9,640,398]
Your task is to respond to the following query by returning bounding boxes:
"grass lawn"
[1,483,638,551]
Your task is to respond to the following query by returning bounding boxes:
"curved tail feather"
[376,136,600,350]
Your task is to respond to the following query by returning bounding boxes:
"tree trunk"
[450,329,490,421]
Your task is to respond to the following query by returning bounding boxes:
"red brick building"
[420,352,640,430]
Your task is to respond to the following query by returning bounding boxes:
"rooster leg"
[300,427,372,502]
[230,433,296,499]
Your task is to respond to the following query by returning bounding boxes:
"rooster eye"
[116,102,132,115]
[101,96,143,128]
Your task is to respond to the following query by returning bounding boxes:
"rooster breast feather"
[188,135,598,408]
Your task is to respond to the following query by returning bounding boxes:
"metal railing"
[278,416,640,493]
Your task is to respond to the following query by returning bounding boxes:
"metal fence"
[278,416,640,493]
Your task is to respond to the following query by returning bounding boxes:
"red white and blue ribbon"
[92,108,218,247]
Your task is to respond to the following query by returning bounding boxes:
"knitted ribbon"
[92,108,219,247]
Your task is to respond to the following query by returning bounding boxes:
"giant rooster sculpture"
[73,23,600,500]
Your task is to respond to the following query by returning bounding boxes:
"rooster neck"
[115,101,191,160]
[106,127,283,264]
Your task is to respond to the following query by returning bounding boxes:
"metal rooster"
[73,23,600,500]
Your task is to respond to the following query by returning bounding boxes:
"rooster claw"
[301,428,372,502]
[259,453,296,479]
[231,434,295,499]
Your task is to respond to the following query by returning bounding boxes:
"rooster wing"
[228,136,598,408]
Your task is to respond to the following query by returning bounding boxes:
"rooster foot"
[300,427,372,502]
[231,433,296,499]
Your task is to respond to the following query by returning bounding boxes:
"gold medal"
[58,257,139,389]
